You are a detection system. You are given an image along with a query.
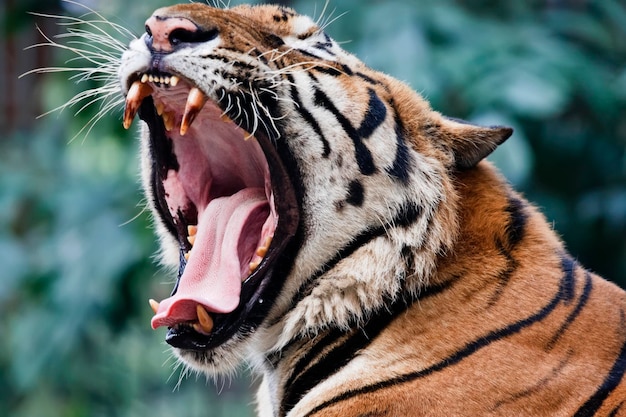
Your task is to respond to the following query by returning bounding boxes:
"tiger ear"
[438,117,513,170]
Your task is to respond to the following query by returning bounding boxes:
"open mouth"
[123,71,299,351]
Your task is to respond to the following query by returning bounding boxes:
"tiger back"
[109,3,626,416]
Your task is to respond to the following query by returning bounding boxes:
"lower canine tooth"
[149,299,159,314]
[196,305,214,334]
[123,81,153,129]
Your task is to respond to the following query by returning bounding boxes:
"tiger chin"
[113,3,626,416]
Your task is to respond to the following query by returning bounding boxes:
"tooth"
[196,305,214,334]
[155,101,164,116]
[123,80,153,129]
[188,225,198,237]
[159,76,165,84]
[180,87,208,136]
[243,129,254,141]
[148,75,154,83]
[187,235,196,246]
[249,260,261,274]
[256,246,268,257]
[170,76,180,87]
[149,299,159,314]
[163,111,176,131]
[184,251,190,261]
[220,113,231,123]
[141,74,149,83]
[164,76,171,85]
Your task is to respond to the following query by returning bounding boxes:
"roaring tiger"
[112,3,626,416]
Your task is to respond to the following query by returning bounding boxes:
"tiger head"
[119,3,511,374]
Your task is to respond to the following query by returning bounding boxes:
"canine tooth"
[184,251,190,261]
[187,235,196,246]
[149,299,159,314]
[141,74,149,83]
[170,76,180,87]
[123,80,153,129]
[187,225,198,237]
[220,113,231,123]
[196,305,214,334]
[180,87,208,136]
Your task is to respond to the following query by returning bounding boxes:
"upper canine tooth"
[180,87,208,136]
[187,235,196,246]
[187,225,198,237]
[123,80,153,129]
[170,76,180,87]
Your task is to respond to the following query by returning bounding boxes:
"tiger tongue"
[151,187,268,329]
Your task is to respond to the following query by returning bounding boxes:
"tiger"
[104,2,626,416]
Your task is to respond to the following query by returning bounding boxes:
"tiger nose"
[145,15,218,53]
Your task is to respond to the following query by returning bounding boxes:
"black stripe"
[609,402,624,417]
[492,352,572,411]
[386,105,413,183]
[312,65,343,77]
[297,48,325,60]
[303,266,574,417]
[356,71,379,85]
[356,89,387,139]
[286,74,331,157]
[504,196,527,248]
[282,275,462,416]
[573,336,626,416]
[346,180,364,207]
[395,202,423,228]
[311,75,376,175]
[559,255,577,304]
[488,197,528,305]
[547,269,592,350]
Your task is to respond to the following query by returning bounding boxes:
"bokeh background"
[2,0,625,416]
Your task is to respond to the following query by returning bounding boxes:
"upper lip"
[124,69,300,350]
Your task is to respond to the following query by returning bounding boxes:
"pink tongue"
[151,187,268,329]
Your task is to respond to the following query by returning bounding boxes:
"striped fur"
[112,3,626,416]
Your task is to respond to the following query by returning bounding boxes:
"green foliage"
[2,0,625,416]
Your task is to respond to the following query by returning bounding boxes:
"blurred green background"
[2,0,625,416]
